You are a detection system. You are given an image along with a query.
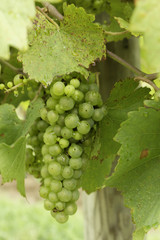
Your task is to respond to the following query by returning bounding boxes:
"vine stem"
[0,59,23,73]
[32,84,43,102]
[36,6,59,29]
[134,76,160,92]
[4,82,24,93]
[42,1,64,21]
[106,49,159,91]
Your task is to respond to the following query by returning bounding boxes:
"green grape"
[68,144,83,158]
[87,118,94,128]
[92,108,104,122]
[7,81,13,88]
[44,177,52,187]
[39,186,49,198]
[64,202,77,215]
[43,154,53,163]
[72,131,83,141]
[51,81,65,96]
[77,120,91,134]
[31,136,39,146]
[79,103,94,118]
[43,131,57,145]
[63,178,77,191]
[61,127,73,139]
[89,83,99,91]
[70,79,80,88]
[53,174,64,181]
[41,165,50,178]
[44,199,55,210]
[62,166,74,179]
[57,154,69,165]
[53,124,62,136]
[48,161,62,176]
[48,192,58,203]
[13,74,23,85]
[41,144,49,156]
[69,158,82,169]
[55,212,69,223]
[72,90,84,102]
[47,110,59,125]
[50,180,62,193]
[55,104,65,114]
[55,201,66,211]
[78,82,89,93]
[37,120,48,132]
[64,85,75,96]
[57,188,72,202]
[72,190,80,201]
[73,170,82,179]
[0,83,5,90]
[59,96,75,111]
[57,115,65,126]
[85,91,102,106]
[64,113,79,129]
[46,97,58,110]
[40,108,48,121]
[59,138,69,149]
[38,132,44,141]
[49,144,62,156]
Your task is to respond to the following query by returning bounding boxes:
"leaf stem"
[0,59,23,73]
[36,6,59,29]
[104,30,129,36]
[42,1,64,21]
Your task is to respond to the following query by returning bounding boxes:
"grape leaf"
[19,4,106,85]
[36,0,62,2]
[81,79,150,193]
[106,105,160,236]
[0,137,26,196]
[130,0,160,72]
[0,98,44,145]
[0,0,35,59]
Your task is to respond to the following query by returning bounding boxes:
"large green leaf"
[19,4,106,84]
[130,0,160,73]
[0,137,26,196]
[0,0,35,59]
[0,98,44,145]
[106,104,160,236]
[81,79,150,193]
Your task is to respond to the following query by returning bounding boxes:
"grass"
[0,195,84,240]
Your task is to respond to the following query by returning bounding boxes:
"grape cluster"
[39,75,106,223]
[26,118,48,178]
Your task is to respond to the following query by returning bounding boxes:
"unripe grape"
[62,166,74,179]
[55,212,69,223]
[57,188,72,202]
[48,192,58,203]
[50,180,62,193]
[7,81,13,88]
[72,90,84,102]
[65,113,79,129]
[59,96,75,111]
[63,178,77,191]
[77,120,91,135]
[68,144,83,158]
[47,110,59,125]
[44,177,52,187]
[48,162,62,176]
[72,131,83,141]
[50,81,65,96]
[64,84,75,96]
[53,124,61,136]
[55,201,66,211]
[41,165,50,178]
[41,144,49,156]
[39,186,49,198]
[55,104,65,114]
[69,157,82,169]
[43,131,57,145]
[61,127,73,139]
[72,190,80,201]
[46,97,58,110]
[59,138,69,149]
[44,199,55,210]
[92,108,104,122]
[49,144,62,156]
[57,154,69,165]
[0,83,5,90]
[73,170,82,179]
[64,202,77,215]
[13,74,23,85]
[79,103,94,118]
[40,108,48,121]
[70,79,80,88]
[78,82,89,93]
[37,120,48,132]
